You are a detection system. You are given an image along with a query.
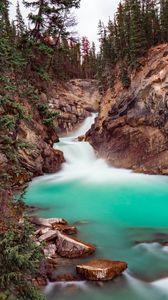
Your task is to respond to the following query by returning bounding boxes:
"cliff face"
[87,44,168,175]
[0,92,65,189]
[0,79,100,190]
[42,79,101,134]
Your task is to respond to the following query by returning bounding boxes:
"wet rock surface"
[56,231,96,258]
[31,216,67,228]
[45,79,101,134]
[30,217,128,285]
[76,259,128,281]
[87,44,168,175]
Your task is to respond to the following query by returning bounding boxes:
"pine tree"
[160,0,168,42]
[129,0,147,64]
[0,0,12,71]
[23,0,80,39]
[142,0,160,47]
[16,1,25,36]
[0,218,46,300]
[116,2,126,59]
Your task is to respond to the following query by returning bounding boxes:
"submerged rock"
[76,259,127,281]
[56,231,96,258]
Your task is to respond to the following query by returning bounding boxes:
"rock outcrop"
[42,79,101,134]
[76,259,127,281]
[87,44,168,175]
[32,217,96,259]
[56,231,96,258]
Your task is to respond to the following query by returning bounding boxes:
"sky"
[10,0,119,49]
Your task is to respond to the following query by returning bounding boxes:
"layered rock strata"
[87,44,168,175]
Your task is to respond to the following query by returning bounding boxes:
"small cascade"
[52,113,157,184]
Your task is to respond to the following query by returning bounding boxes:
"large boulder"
[76,259,127,281]
[56,231,96,258]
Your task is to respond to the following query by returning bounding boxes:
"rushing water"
[25,114,168,300]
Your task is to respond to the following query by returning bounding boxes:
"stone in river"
[76,259,127,281]
[52,224,77,235]
[38,230,58,242]
[74,220,90,225]
[56,231,96,258]
[31,217,67,228]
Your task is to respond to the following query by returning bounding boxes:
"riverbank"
[25,114,168,300]
[29,214,127,286]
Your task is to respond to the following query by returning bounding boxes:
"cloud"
[75,0,119,47]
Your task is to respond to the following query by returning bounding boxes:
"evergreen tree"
[23,0,80,39]
[0,219,46,300]
[16,1,25,36]
[160,0,168,42]
[129,0,147,64]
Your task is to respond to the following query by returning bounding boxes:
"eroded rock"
[38,230,58,243]
[56,231,96,258]
[31,217,67,228]
[52,224,77,235]
[76,259,127,281]
[86,44,168,175]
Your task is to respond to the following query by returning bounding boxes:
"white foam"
[32,114,165,186]
[151,277,168,292]
[44,281,88,294]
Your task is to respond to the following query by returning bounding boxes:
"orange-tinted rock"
[87,44,168,175]
[76,260,127,281]
[56,231,96,258]
[52,224,77,235]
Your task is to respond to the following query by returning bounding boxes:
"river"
[25,113,168,300]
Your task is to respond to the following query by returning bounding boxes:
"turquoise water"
[25,115,168,300]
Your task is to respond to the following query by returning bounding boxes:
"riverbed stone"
[38,230,58,242]
[31,216,67,228]
[76,259,127,281]
[55,231,96,258]
[52,224,77,235]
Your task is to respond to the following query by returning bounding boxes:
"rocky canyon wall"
[87,44,168,175]
[43,79,101,134]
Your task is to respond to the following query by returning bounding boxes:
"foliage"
[98,0,168,88]
[38,103,59,126]
[0,211,46,300]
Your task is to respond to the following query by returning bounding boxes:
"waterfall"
[51,114,157,184]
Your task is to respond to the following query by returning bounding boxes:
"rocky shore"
[30,215,127,286]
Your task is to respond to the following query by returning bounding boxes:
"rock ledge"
[76,259,127,281]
